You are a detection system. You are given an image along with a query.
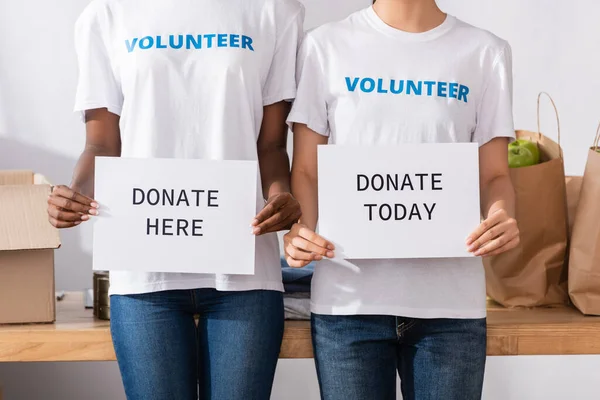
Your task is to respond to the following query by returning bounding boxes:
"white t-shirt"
[288,7,515,319]
[74,0,304,295]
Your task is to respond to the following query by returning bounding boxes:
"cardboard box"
[0,170,60,324]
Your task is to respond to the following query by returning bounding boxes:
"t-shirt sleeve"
[473,42,515,146]
[286,34,329,137]
[73,5,123,119]
[262,6,305,106]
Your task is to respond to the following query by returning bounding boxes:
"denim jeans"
[110,289,284,400]
[311,314,486,400]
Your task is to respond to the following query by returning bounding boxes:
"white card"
[93,157,257,274]
[318,144,480,259]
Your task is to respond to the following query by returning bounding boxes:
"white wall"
[1,0,600,399]
[438,0,600,176]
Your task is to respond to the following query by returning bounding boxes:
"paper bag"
[484,93,569,307]
[568,125,600,315]
[565,176,583,237]
[564,175,583,274]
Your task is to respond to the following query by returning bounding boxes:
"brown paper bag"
[568,125,600,315]
[564,175,583,274]
[565,176,583,237]
[484,93,569,307]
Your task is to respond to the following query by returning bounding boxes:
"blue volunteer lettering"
[125,34,255,53]
[345,77,470,103]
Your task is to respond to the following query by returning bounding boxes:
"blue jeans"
[311,314,486,400]
[110,289,284,400]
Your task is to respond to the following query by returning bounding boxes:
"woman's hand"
[47,185,99,228]
[251,192,302,235]
[466,208,519,257]
[283,223,335,268]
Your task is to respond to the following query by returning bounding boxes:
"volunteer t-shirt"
[74,0,304,295]
[288,7,515,319]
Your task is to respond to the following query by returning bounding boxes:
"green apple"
[508,146,537,168]
[509,139,540,164]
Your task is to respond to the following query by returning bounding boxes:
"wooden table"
[1,293,600,362]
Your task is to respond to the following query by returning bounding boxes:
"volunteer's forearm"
[480,174,515,219]
[71,145,120,198]
[71,109,122,197]
[292,169,319,231]
[70,150,96,197]
[258,146,291,199]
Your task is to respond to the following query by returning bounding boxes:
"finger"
[286,244,320,261]
[291,236,333,258]
[257,220,293,235]
[48,195,98,215]
[254,208,290,235]
[285,256,312,269]
[52,185,98,208]
[252,195,289,225]
[298,227,335,250]
[474,231,518,256]
[48,205,89,222]
[466,210,505,245]
[467,220,513,252]
[255,206,300,235]
[483,237,520,257]
[48,216,80,229]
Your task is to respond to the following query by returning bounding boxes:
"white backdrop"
[1,0,599,399]
[439,0,600,176]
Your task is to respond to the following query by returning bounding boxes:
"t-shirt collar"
[364,6,456,42]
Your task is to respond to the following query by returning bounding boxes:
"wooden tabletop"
[0,293,599,362]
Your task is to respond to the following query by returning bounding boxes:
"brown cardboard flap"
[0,185,61,251]
[0,170,34,185]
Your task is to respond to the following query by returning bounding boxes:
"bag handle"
[536,92,563,159]
[594,122,600,150]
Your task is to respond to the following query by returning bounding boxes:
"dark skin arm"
[47,108,120,228]
[251,101,301,235]
[49,104,299,233]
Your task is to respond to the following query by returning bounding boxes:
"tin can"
[97,304,110,321]
[93,271,110,320]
